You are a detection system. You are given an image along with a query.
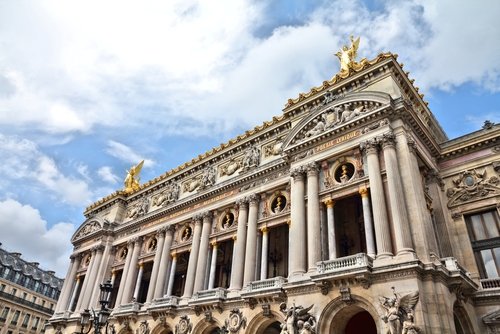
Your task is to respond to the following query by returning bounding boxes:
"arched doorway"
[453,302,475,334]
[326,304,378,334]
[262,321,281,334]
[345,311,377,334]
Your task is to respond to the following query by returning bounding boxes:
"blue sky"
[0,0,499,276]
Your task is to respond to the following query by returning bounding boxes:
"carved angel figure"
[335,36,360,73]
[379,288,420,334]
[279,303,316,334]
[124,160,144,193]
[242,146,261,171]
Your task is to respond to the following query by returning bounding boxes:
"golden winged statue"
[124,160,144,194]
[335,35,360,74]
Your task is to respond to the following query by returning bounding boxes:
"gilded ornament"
[124,160,144,194]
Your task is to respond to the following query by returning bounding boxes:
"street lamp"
[77,280,115,334]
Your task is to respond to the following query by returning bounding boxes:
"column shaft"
[208,242,218,289]
[260,228,269,280]
[381,133,414,255]
[183,219,203,298]
[121,238,142,304]
[68,276,81,312]
[115,242,133,306]
[307,163,321,272]
[289,167,307,278]
[166,255,177,296]
[132,264,144,301]
[359,188,376,257]
[325,199,337,260]
[243,195,259,285]
[58,255,81,312]
[194,213,213,293]
[229,200,248,290]
[146,229,166,302]
[362,140,393,257]
[89,243,112,308]
[154,227,174,299]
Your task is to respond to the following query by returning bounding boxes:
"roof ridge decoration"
[284,36,395,110]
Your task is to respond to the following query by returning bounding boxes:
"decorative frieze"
[446,169,500,207]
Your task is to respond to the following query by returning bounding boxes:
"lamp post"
[77,280,115,334]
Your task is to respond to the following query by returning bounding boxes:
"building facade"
[48,49,500,334]
[0,244,63,334]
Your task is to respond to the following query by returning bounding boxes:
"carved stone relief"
[127,197,150,219]
[75,221,101,239]
[241,146,261,172]
[323,156,361,189]
[279,303,316,334]
[224,309,247,333]
[293,100,381,144]
[379,288,420,334]
[446,169,500,207]
[219,158,243,177]
[219,209,236,230]
[152,182,180,207]
[263,138,284,158]
[175,315,192,334]
[264,191,289,217]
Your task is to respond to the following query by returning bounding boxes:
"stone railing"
[245,277,286,292]
[149,296,179,307]
[317,253,372,274]
[192,288,227,301]
[481,278,500,289]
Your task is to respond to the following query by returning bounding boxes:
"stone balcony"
[240,276,287,306]
[311,253,373,292]
[146,296,179,320]
[481,278,500,289]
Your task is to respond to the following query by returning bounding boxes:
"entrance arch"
[345,310,377,334]
[317,295,382,334]
[262,321,281,334]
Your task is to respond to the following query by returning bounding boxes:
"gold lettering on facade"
[314,130,361,154]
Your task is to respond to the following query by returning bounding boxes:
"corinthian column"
[56,254,81,313]
[132,263,144,301]
[381,132,414,255]
[359,187,376,257]
[153,226,175,299]
[183,217,203,298]
[289,166,307,279]
[68,275,81,312]
[324,199,337,260]
[115,241,133,306]
[194,212,213,293]
[78,245,104,310]
[360,139,393,257]
[307,162,321,272]
[260,227,269,280]
[146,227,166,302]
[208,242,218,289]
[229,199,248,290]
[243,194,260,285]
[166,254,177,296]
[121,237,143,304]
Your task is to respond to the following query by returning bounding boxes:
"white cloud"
[0,199,74,276]
[98,166,120,184]
[0,134,92,205]
[106,140,155,167]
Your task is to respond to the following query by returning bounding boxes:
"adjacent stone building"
[0,244,63,334]
[48,44,500,334]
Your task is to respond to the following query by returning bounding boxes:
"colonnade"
[55,130,422,315]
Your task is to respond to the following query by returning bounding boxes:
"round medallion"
[334,162,355,184]
[464,175,475,187]
[271,195,286,213]
[222,211,235,229]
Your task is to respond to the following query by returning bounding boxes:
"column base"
[288,272,309,283]
[396,249,417,261]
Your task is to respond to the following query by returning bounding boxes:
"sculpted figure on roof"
[335,35,360,74]
[124,160,144,194]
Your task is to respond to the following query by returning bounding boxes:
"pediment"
[484,309,500,325]
[72,219,103,241]
[282,91,392,152]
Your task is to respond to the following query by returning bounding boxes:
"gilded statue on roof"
[124,160,144,194]
[335,35,360,74]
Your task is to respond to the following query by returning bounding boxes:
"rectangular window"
[466,209,500,278]
[0,306,10,322]
[22,314,30,327]
[0,283,5,291]
[23,292,27,299]
[32,316,40,330]
[11,310,20,325]
[32,296,37,303]
[11,288,17,296]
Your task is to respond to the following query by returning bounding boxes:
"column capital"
[156,226,167,238]
[236,197,248,208]
[232,235,237,241]
[406,134,417,153]
[360,138,379,155]
[306,162,319,176]
[359,187,369,198]
[323,198,335,208]
[91,244,105,253]
[192,213,204,222]
[129,236,143,247]
[290,166,306,180]
[171,252,177,259]
[260,226,268,234]
[211,240,218,248]
[247,193,260,206]
[201,211,213,220]
[380,131,396,149]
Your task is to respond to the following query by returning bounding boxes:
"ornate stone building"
[48,44,500,334]
[0,244,63,334]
